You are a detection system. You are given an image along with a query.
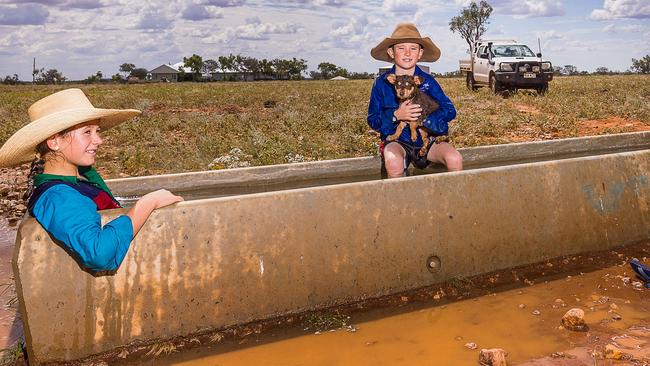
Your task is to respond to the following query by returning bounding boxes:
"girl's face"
[388,42,423,71]
[49,121,103,167]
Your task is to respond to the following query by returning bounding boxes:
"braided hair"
[23,142,51,202]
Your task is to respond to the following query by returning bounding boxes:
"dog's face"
[386,74,423,100]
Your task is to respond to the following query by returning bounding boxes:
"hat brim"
[371,36,441,63]
[0,108,140,168]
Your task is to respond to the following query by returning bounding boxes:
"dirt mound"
[578,117,650,136]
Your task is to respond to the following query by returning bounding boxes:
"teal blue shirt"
[31,167,133,273]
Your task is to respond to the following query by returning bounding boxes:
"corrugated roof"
[149,64,180,74]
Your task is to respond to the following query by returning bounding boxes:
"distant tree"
[2,74,20,85]
[309,70,323,80]
[594,67,610,75]
[119,63,135,78]
[84,71,103,84]
[111,73,123,83]
[37,69,66,84]
[631,55,650,74]
[202,59,219,79]
[130,68,148,80]
[218,54,236,78]
[318,62,339,79]
[183,54,204,81]
[449,0,493,54]
[348,71,374,79]
[259,58,274,78]
[272,58,292,80]
[287,58,308,79]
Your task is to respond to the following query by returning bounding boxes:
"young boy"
[367,23,462,178]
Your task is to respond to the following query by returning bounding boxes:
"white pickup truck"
[460,40,553,95]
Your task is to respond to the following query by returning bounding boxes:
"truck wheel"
[536,83,548,96]
[489,73,502,95]
[466,72,478,91]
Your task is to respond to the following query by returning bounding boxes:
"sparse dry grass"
[1,75,648,178]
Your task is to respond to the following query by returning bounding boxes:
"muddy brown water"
[114,244,650,366]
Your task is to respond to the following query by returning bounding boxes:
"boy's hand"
[394,100,422,121]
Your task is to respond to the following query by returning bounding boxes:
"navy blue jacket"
[367,65,456,147]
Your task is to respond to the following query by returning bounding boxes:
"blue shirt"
[367,65,457,147]
[31,169,133,273]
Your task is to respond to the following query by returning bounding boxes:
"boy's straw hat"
[0,88,140,168]
[371,23,441,63]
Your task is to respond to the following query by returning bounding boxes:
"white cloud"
[136,7,173,30]
[0,3,49,25]
[603,23,645,33]
[590,0,650,20]
[382,0,420,14]
[182,4,223,21]
[203,19,299,43]
[202,0,245,7]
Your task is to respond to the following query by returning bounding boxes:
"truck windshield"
[492,45,535,57]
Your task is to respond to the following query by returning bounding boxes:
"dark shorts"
[380,136,450,171]
[393,139,434,170]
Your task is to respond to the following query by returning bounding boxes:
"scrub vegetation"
[0,74,648,178]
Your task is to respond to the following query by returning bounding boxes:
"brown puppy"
[385,74,439,156]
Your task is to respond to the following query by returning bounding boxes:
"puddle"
[117,245,650,366]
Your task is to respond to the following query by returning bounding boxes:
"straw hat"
[0,88,140,168]
[371,23,441,63]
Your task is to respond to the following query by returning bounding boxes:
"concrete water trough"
[13,132,650,364]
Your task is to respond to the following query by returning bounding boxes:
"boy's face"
[387,42,423,71]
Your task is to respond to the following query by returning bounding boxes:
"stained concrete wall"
[13,139,650,364]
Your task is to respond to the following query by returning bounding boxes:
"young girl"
[0,88,183,273]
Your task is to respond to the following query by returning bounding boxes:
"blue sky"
[0,0,648,80]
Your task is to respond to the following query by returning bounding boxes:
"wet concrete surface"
[112,243,650,366]
[0,219,22,353]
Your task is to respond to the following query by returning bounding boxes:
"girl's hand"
[142,189,184,209]
[394,100,422,121]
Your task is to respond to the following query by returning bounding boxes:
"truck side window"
[478,46,487,59]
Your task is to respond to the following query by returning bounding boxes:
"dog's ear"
[386,73,396,84]
[413,75,423,85]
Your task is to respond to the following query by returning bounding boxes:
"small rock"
[610,313,622,321]
[609,303,618,310]
[604,344,624,360]
[518,304,526,309]
[465,342,477,350]
[479,348,508,366]
[455,336,463,341]
[532,310,541,316]
[554,298,564,304]
[632,281,643,289]
[561,308,588,332]
[400,296,409,302]
[621,277,630,284]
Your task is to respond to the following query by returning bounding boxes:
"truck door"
[473,45,489,83]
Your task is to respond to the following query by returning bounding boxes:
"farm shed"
[148,64,179,82]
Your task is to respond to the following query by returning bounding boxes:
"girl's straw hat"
[371,23,441,63]
[0,88,140,168]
